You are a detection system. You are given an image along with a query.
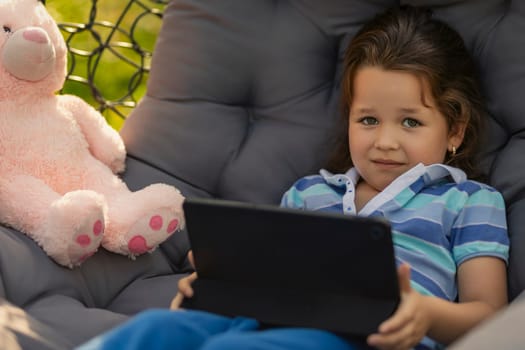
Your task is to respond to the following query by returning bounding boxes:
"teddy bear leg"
[0,175,107,267]
[102,183,184,258]
[44,190,107,267]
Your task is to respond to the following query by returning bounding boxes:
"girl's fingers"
[170,292,184,310]
[379,264,413,332]
[378,306,411,334]
[397,263,412,294]
[188,250,195,269]
[171,272,198,310]
[178,272,198,297]
[368,326,413,350]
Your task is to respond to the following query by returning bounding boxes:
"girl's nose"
[374,126,400,150]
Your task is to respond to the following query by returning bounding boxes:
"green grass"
[46,0,166,129]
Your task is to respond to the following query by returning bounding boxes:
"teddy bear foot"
[43,191,107,268]
[66,215,105,267]
[124,207,181,258]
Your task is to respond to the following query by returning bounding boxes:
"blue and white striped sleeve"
[451,184,509,266]
[280,175,328,209]
[280,179,307,209]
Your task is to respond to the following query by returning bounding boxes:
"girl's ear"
[448,122,466,151]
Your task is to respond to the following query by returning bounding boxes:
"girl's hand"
[366,264,431,350]
[170,250,198,310]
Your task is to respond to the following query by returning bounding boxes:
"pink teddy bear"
[0,0,185,267]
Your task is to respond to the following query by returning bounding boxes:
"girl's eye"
[3,26,11,34]
[402,118,421,128]
[359,116,379,126]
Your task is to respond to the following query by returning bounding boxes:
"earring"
[451,146,457,157]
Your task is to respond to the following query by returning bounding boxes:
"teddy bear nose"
[23,28,49,44]
[1,26,56,82]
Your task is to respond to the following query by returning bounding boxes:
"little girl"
[78,6,509,350]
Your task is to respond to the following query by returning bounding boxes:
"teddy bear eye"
[3,26,11,34]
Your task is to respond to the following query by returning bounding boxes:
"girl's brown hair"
[326,6,486,180]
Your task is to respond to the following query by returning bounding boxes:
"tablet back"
[181,197,400,337]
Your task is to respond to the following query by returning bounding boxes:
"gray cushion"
[0,218,190,347]
[3,0,525,349]
[121,0,394,203]
[0,299,72,350]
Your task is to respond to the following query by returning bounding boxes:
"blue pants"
[77,309,370,350]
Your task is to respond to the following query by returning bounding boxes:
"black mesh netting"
[51,0,169,124]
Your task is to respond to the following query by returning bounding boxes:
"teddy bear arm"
[60,95,126,174]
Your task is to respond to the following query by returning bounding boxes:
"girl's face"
[348,66,464,191]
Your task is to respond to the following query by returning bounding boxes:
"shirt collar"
[319,163,467,216]
[320,163,466,186]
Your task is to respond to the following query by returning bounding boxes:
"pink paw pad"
[93,220,103,236]
[76,234,91,247]
[167,219,179,235]
[149,215,163,231]
[66,208,104,266]
[128,235,150,255]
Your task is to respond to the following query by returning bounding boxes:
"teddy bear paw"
[125,207,181,257]
[44,191,107,268]
[67,214,105,267]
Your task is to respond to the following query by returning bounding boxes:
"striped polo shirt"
[280,163,509,302]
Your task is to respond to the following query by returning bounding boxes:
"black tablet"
[181,197,400,337]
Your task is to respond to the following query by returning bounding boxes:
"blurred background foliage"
[46,0,168,129]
